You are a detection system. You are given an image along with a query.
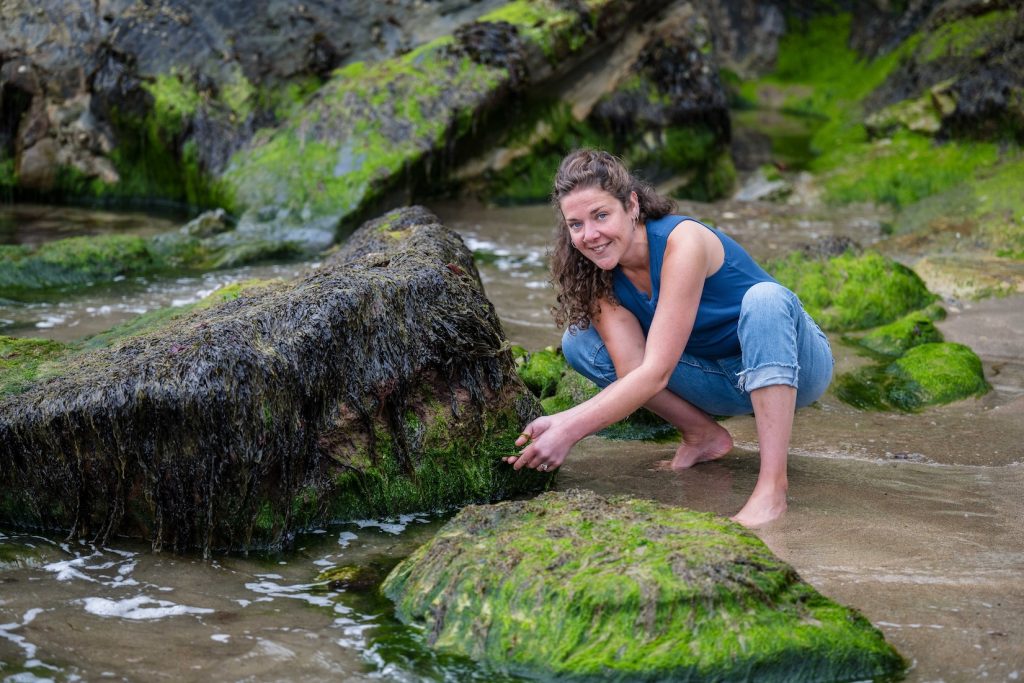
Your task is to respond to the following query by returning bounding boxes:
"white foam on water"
[210,633,231,643]
[80,595,214,620]
[337,531,358,547]
[0,608,46,663]
[352,512,429,535]
[244,580,338,609]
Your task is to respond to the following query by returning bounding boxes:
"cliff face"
[1,1,1020,264]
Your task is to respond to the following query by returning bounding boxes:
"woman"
[504,150,833,527]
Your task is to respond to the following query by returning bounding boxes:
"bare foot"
[731,487,788,528]
[653,424,733,471]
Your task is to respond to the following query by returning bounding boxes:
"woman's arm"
[510,222,720,469]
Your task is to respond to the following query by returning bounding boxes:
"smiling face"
[560,186,640,271]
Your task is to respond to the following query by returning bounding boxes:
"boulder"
[836,341,990,411]
[768,250,936,332]
[222,0,661,227]
[0,206,546,554]
[850,303,946,357]
[382,489,907,681]
[865,3,1024,142]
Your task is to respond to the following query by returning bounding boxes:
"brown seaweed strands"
[0,206,542,556]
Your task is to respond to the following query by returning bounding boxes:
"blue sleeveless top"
[611,214,776,359]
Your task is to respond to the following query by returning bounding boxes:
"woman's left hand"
[502,415,575,473]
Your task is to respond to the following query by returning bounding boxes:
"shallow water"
[2,197,1023,681]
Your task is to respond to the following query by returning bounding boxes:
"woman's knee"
[741,281,799,319]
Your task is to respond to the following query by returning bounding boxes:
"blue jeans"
[561,282,834,416]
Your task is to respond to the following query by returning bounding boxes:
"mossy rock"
[0,235,159,293]
[850,303,946,357]
[517,347,676,442]
[0,206,545,554]
[514,346,565,399]
[0,537,52,570]
[0,336,69,396]
[768,250,936,332]
[382,489,906,682]
[0,209,308,296]
[835,341,989,411]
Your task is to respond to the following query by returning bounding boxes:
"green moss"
[822,131,999,209]
[886,342,989,410]
[383,490,906,681]
[0,156,16,190]
[768,250,936,331]
[478,0,582,60]
[919,10,1018,63]
[515,346,564,398]
[0,234,159,292]
[836,342,989,411]
[224,38,505,220]
[850,304,945,356]
[0,336,69,396]
[322,398,549,523]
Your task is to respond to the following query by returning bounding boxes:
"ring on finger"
[540,463,548,471]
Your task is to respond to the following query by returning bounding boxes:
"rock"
[849,303,946,357]
[703,0,785,78]
[0,206,546,554]
[768,250,936,332]
[382,489,907,681]
[734,165,792,201]
[222,0,658,228]
[0,0,541,204]
[865,3,1024,142]
[514,345,676,441]
[15,137,59,191]
[836,341,989,411]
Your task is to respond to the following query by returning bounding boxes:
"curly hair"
[550,149,676,329]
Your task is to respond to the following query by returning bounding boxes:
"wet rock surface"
[0,0,507,195]
[383,488,906,681]
[0,206,544,553]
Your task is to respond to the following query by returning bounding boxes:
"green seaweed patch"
[0,234,158,293]
[0,336,68,396]
[918,9,1018,63]
[382,489,907,681]
[224,38,506,221]
[540,363,677,442]
[820,131,999,209]
[768,250,936,331]
[836,341,989,411]
[320,395,549,525]
[849,303,946,357]
[478,0,607,59]
[514,346,564,398]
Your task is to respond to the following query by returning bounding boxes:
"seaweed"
[0,207,544,555]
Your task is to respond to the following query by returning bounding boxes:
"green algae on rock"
[850,303,946,357]
[515,345,676,441]
[768,250,936,332]
[0,210,307,296]
[0,206,545,554]
[221,0,647,227]
[382,489,906,682]
[836,341,989,411]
